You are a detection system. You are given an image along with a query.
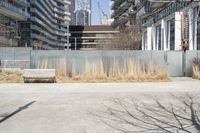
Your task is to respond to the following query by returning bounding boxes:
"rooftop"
[69,25,117,32]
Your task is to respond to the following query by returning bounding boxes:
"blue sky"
[91,0,109,25]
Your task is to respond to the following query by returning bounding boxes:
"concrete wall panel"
[167,51,183,77]
[185,51,198,77]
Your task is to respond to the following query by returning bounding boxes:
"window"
[166,19,175,50]
[197,19,200,50]
[156,25,161,50]
[151,30,154,50]
[197,10,200,50]
[143,31,147,50]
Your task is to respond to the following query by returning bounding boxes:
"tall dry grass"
[37,58,169,82]
[192,58,200,80]
[0,68,23,83]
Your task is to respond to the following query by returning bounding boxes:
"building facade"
[69,0,75,25]
[30,0,71,50]
[76,0,91,11]
[69,25,118,50]
[140,2,200,51]
[0,0,29,47]
[73,0,91,25]
[74,10,90,25]
[0,0,71,50]
[110,0,137,28]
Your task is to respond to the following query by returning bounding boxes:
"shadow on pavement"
[0,101,36,124]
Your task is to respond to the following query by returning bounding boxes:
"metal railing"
[18,0,29,5]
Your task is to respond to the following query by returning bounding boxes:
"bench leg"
[53,78,56,83]
[24,79,27,83]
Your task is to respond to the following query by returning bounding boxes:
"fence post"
[13,48,16,68]
[30,50,32,69]
[182,51,186,77]
[164,51,168,66]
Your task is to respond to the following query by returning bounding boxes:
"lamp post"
[75,37,77,51]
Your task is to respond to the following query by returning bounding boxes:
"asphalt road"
[0,77,199,133]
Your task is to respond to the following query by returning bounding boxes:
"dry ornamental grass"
[0,58,170,83]
[193,58,200,80]
[0,69,23,83]
[37,58,169,83]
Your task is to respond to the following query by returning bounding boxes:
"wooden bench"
[23,69,56,83]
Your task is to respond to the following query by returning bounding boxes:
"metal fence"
[0,47,31,69]
[30,50,200,77]
[0,48,200,77]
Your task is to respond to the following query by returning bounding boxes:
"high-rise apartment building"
[76,0,91,11]
[0,0,29,47]
[69,0,75,25]
[0,0,71,50]
[72,0,91,25]
[30,0,71,50]
[74,10,90,25]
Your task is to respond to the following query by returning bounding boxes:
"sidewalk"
[0,77,199,133]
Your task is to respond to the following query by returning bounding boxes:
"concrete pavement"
[0,77,199,133]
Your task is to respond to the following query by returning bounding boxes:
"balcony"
[55,0,71,5]
[111,2,131,19]
[0,1,29,21]
[12,0,29,7]
[54,7,71,16]
[111,0,124,10]
[56,31,70,37]
[141,2,191,27]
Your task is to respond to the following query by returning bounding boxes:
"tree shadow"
[0,101,36,124]
[93,93,200,133]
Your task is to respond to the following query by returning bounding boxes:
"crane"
[98,0,109,25]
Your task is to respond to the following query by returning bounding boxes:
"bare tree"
[99,24,142,50]
[95,94,200,133]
